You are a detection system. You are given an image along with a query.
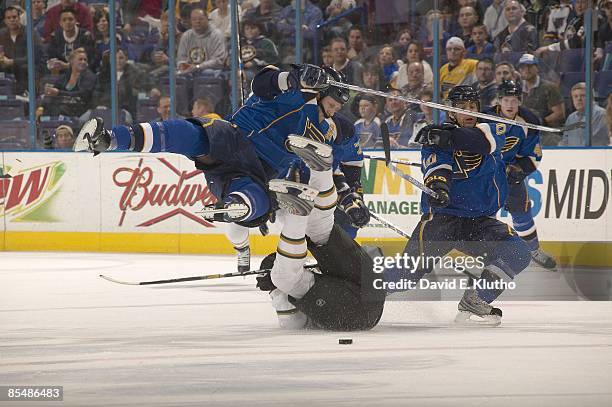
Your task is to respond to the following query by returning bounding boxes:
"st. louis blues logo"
[453,150,482,179]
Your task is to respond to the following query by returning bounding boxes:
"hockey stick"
[370,212,411,239]
[100,269,269,285]
[328,80,582,134]
[379,120,439,199]
[387,162,439,199]
[364,155,421,167]
[100,263,321,286]
[380,121,392,165]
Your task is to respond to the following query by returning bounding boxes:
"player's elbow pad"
[451,126,495,155]
[251,66,284,100]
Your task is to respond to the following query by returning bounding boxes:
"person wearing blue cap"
[518,54,565,145]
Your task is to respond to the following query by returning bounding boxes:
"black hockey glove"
[289,64,329,91]
[415,123,457,149]
[256,271,276,292]
[426,181,450,208]
[256,252,277,291]
[506,163,526,184]
[338,185,370,228]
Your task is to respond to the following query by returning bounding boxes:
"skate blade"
[454,310,501,327]
[268,180,318,202]
[73,119,99,152]
[287,135,333,158]
[198,203,250,220]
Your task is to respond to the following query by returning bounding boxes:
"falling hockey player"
[74,63,371,323]
[386,85,532,325]
[483,80,557,269]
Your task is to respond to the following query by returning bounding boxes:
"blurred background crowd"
[0,0,610,150]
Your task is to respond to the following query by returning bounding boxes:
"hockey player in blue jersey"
[74,64,352,229]
[386,85,531,325]
[484,80,557,270]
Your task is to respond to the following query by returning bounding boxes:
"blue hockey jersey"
[483,106,542,171]
[421,122,508,217]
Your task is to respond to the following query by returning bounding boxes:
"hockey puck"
[338,338,353,345]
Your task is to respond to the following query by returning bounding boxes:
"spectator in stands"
[494,0,538,53]
[597,0,612,68]
[518,53,565,145]
[418,10,449,49]
[93,48,148,120]
[347,26,371,63]
[47,8,95,74]
[392,28,412,60]
[177,8,227,74]
[495,60,519,83]
[242,0,282,43]
[411,86,438,139]
[541,0,574,44]
[466,24,495,59]
[44,124,75,150]
[277,0,322,62]
[452,5,479,49]
[192,97,221,119]
[91,9,133,73]
[147,11,181,91]
[354,94,382,149]
[536,0,605,61]
[210,0,240,41]
[321,45,333,67]
[472,58,497,108]
[122,0,163,33]
[377,44,398,88]
[397,62,426,109]
[396,41,433,88]
[156,95,171,121]
[483,0,508,39]
[32,0,47,38]
[0,6,44,94]
[43,0,93,42]
[384,88,413,148]
[440,36,478,98]
[323,0,355,39]
[176,0,209,31]
[330,37,363,86]
[361,62,382,92]
[41,47,96,117]
[241,18,279,71]
[561,82,609,146]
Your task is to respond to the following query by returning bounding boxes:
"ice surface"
[2,252,612,407]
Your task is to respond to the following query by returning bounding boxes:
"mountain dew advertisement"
[0,160,65,222]
[361,157,421,217]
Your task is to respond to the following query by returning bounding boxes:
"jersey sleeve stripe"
[476,123,496,153]
[424,164,452,179]
[140,123,154,153]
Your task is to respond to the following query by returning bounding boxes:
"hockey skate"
[73,118,111,154]
[268,179,317,216]
[235,245,250,273]
[286,135,333,171]
[530,248,557,270]
[455,289,502,326]
[198,196,251,222]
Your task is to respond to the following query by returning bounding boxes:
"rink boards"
[0,149,610,266]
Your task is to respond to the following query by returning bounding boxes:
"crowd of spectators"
[0,0,610,149]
